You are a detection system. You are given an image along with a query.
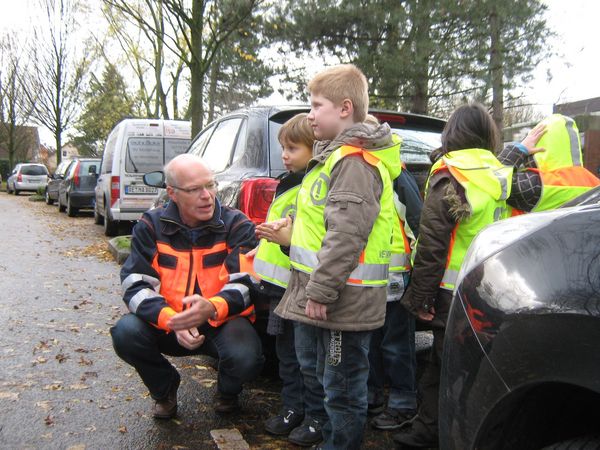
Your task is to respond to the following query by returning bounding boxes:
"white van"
[94,119,191,236]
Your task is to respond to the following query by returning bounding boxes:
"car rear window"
[125,137,191,173]
[79,160,100,175]
[21,165,48,175]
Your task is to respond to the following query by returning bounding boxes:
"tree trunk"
[409,0,432,114]
[490,7,504,138]
[207,51,220,123]
[190,0,204,135]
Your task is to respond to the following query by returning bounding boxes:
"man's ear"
[340,99,354,119]
[166,186,177,203]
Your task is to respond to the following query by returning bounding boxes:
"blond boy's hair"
[278,113,315,150]
[308,64,369,123]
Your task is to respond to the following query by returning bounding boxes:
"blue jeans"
[111,313,264,399]
[368,299,417,410]
[298,324,372,450]
[276,319,304,412]
[294,322,328,423]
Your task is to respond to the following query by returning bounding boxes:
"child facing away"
[395,102,546,448]
[253,113,327,447]
[361,116,423,431]
[257,64,400,450]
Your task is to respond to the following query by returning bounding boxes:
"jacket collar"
[159,198,225,236]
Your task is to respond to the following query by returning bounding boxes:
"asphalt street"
[0,192,398,450]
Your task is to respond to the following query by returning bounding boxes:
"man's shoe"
[214,392,239,414]
[393,424,438,448]
[152,377,180,419]
[288,417,323,447]
[372,408,417,430]
[265,408,304,436]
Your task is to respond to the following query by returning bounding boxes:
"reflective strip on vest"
[389,253,411,271]
[565,116,581,166]
[290,245,389,286]
[440,269,460,291]
[252,258,291,288]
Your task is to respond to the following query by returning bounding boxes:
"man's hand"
[175,328,205,350]
[167,294,217,331]
[305,298,327,321]
[256,217,293,246]
[417,305,435,322]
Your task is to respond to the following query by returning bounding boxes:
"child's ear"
[340,99,353,119]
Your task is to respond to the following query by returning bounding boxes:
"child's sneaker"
[288,417,323,447]
[371,408,416,430]
[264,408,304,436]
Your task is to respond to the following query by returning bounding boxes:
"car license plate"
[125,185,158,195]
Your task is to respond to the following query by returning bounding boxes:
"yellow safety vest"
[290,144,399,286]
[254,184,299,288]
[525,114,600,211]
[425,149,513,291]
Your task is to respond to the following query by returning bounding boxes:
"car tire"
[14,189,19,195]
[542,434,600,449]
[58,197,66,212]
[45,189,54,205]
[103,202,118,236]
[94,202,104,225]
[66,197,78,217]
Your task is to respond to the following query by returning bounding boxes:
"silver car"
[6,163,49,195]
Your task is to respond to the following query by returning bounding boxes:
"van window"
[102,131,118,174]
[188,124,215,157]
[202,118,243,172]
[125,137,191,173]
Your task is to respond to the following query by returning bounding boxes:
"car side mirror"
[143,171,166,188]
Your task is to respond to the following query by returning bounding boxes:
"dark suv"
[439,186,600,449]
[57,158,101,217]
[181,105,444,223]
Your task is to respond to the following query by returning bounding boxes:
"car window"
[391,128,441,164]
[56,161,70,176]
[201,118,243,172]
[230,119,248,166]
[188,125,215,157]
[80,160,100,175]
[20,165,48,176]
[65,161,77,179]
[101,130,118,174]
[125,137,191,173]
[268,120,286,172]
[164,138,191,162]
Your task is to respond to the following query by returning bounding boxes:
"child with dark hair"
[395,102,545,448]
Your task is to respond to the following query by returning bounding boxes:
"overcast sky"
[1,0,599,143]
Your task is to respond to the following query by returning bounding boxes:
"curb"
[108,236,131,265]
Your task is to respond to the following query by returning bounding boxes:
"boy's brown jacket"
[274,123,393,331]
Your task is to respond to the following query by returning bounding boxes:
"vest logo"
[281,205,295,219]
[310,173,330,206]
[379,250,392,258]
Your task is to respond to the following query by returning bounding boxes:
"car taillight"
[73,161,81,187]
[238,178,279,225]
[17,173,22,182]
[111,176,120,206]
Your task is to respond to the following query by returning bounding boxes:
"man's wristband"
[514,143,529,155]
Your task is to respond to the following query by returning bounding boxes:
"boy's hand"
[256,217,293,246]
[245,246,258,258]
[306,298,327,321]
[520,123,547,155]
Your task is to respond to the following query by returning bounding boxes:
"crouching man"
[111,154,264,418]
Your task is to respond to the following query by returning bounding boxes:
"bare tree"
[24,0,88,166]
[0,35,36,171]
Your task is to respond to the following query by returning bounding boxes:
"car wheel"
[14,189,19,195]
[58,196,66,212]
[45,189,54,205]
[66,197,78,217]
[103,202,118,236]
[94,202,104,225]
[542,434,600,449]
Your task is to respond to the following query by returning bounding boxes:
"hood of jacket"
[311,122,401,180]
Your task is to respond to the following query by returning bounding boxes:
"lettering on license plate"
[125,185,158,195]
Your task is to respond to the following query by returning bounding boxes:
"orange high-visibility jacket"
[120,200,257,332]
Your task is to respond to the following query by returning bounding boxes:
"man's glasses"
[170,181,218,195]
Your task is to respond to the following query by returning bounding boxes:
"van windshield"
[125,137,190,173]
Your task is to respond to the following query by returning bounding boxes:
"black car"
[169,105,445,223]
[439,187,600,449]
[45,159,72,205]
[57,158,101,217]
